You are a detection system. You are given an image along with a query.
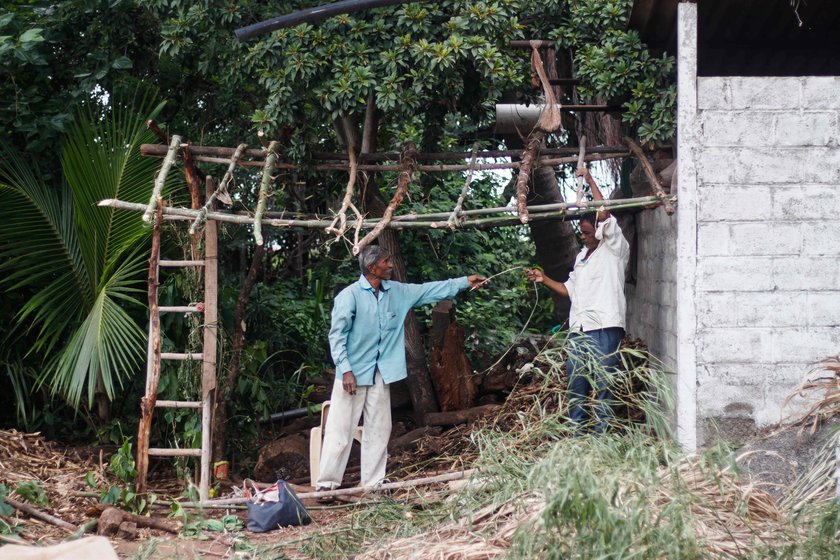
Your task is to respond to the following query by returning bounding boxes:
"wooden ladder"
[136,180,218,502]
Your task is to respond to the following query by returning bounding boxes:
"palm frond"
[0,151,90,353]
[61,88,165,284]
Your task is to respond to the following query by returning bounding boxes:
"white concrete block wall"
[626,209,678,374]
[694,76,840,434]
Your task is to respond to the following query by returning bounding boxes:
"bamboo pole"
[139,143,630,171]
[141,143,648,161]
[137,204,163,495]
[190,143,246,235]
[142,135,181,223]
[101,195,667,230]
[446,142,479,230]
[254,141,279,246]
[624,137,676,215]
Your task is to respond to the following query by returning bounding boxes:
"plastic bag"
[244,479,311,533]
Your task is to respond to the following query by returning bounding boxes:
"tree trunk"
[528,164,579,324]
[211,243,265,461]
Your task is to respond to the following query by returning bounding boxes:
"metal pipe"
[235,0,415,42]
[259,405,322,424]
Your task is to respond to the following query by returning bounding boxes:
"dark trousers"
[566,327,624,433]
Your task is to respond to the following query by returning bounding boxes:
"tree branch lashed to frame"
[254,140,279,246]
[143,135,181,223]
[446,142,480,230]
[325,146,364,241]
[191,143,246,235]
[353,142,417,255]
[624,136,676,215]
[515,43,563,224]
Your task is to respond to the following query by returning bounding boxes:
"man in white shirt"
[525,168,630,432]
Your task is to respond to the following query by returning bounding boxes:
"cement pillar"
[676,2,699,451]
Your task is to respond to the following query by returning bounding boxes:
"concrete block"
[697,362,803,385]
[696,380,765,417]
[697,327,773,363]
[698,185,772,222]
[806,292,840,327]
[700,111,776,146]
[697,78,730,110]
[801,77,840,109]
[697,293,739,327]
[698,256,774,292]
[728,222,802,256]
[771,327,840,363]
[736,292,807,327]
[697,222,731,255]
[773,256,839,290]
[728,77,801,110]
[802,222,840,255]
[700,146,840,185]
[762,383,813,426]
[772,185,839,221]
[775,112,839,146]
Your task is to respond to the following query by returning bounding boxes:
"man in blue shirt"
[315,245,486,495]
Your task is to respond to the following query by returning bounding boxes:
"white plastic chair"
[309,401,364,487]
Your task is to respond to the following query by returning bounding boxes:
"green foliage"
[97,438,155,514]
[14,481,49,507]
[552,0,676,143]
[0,4,159,154]
[0,88,166,409]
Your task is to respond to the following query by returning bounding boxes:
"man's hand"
[525,268,544,283]
[575,167,591,182]
[342,372,357,395]
[467,274,488,290]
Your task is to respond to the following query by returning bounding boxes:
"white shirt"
[563,216,630,332]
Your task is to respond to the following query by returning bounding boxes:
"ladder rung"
[155,400,203,409]
[159,306,203,314]
[161,352,204,361]
[148,448,202,457]
[159,260,205,267]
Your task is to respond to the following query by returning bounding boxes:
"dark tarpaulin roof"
[630,0,840,76]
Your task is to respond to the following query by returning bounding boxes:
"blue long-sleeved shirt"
[328,275,470,386]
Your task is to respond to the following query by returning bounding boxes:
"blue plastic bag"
[244,479,311,533]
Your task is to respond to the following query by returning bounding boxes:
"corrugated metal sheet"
[630,0,840,76]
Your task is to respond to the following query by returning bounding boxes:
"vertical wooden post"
[137,204,163,495]
[200,176,218,502]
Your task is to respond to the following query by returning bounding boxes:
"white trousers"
[315,370,392,490]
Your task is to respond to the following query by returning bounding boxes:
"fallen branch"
[95,505,181,535]
[142,135,181,223]
[254,140,279,245]
[353,141,417,254]
[192,469,477,507]
[446,142,479,230]
[624,137,676,215]
[5,496,76,533]
[424,404,502,426]
[190,143,246,235]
